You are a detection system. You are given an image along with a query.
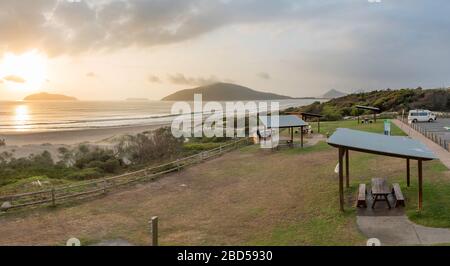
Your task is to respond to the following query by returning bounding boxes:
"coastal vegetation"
[285,88,450,121]
[0,127,231,194]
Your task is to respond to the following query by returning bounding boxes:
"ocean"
[0,99,323,133]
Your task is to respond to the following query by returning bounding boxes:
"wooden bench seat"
[356,184,367,208]
[392,183,405,207]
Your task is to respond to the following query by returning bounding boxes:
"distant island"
[23,92,78,101]
[126,98,149,101]
[161,82,293,101]
[322,89,347,99]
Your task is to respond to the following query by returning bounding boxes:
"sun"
[0,50,48,92]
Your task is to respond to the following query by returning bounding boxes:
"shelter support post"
[418,159,423,211]
[338,147,345,212]
[345,149,349,188]
[374,112,376,123]
[406,158,410,187]
[290,127,294,145]
[300,126,304,148]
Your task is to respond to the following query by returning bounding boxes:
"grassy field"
[310,119,407,136]
[0,120,448,245]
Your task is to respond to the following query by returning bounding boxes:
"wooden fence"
[397,117,450,151]
[0,138,251,211]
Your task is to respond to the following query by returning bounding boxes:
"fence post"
[51,188,56,207]
[103,178,108,194]
[150,216,158,246]
[176,159,180,171]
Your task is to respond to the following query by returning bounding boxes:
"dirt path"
[304,134,327,146]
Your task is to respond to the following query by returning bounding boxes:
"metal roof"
[300,112,324,118]
[327,128,437,160]
[259,115,308,128]
[356,105,381,112]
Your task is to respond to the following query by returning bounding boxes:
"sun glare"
[0,50,48,92]
[14,105,30,131]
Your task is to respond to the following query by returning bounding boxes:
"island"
[126,98,149,101]
[322,89,347,99]
[161,82,293,101]
[23,92,78,101]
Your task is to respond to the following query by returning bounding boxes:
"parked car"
[408,110,436,123]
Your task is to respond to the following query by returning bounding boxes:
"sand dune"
[0,124,169,160]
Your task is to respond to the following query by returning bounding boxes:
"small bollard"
[150,216,158,246]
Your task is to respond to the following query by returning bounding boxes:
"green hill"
[161,82,292,101]
[285,88,450,121]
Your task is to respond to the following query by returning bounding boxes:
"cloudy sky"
[0,0,449,100]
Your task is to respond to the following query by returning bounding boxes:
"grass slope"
[0,120,449,245]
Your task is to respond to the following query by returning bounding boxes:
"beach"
[0,99,323,160]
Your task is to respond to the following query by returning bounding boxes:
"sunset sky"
[1,0,450,101]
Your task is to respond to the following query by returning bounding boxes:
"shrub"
[101,159,121,173]
[66,167,103,180]
[118,127,184,164]
[73,146,120,170]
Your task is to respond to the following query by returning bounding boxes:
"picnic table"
[371,178,391,209]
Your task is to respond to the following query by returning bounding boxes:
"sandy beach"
[0,123,170,161]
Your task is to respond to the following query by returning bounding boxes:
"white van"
[408,110,436,123]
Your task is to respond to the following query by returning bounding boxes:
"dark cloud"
[257,72,270,80]
[0,0,299,56]
[86,72,97,78]
[148,75,161,83]
[167,73,218,86]
[3,75,26,83]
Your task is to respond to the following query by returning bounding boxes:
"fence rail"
[0,138,251,211]
[435,112,450,118]
[397,116,450,151]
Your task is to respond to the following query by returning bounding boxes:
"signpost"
[384,119,391,136]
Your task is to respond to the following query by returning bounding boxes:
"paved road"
[393,119,450,169]
[411,118,450,143]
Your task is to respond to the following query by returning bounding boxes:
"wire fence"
[0,138,251,212]
[397,116,450,151]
